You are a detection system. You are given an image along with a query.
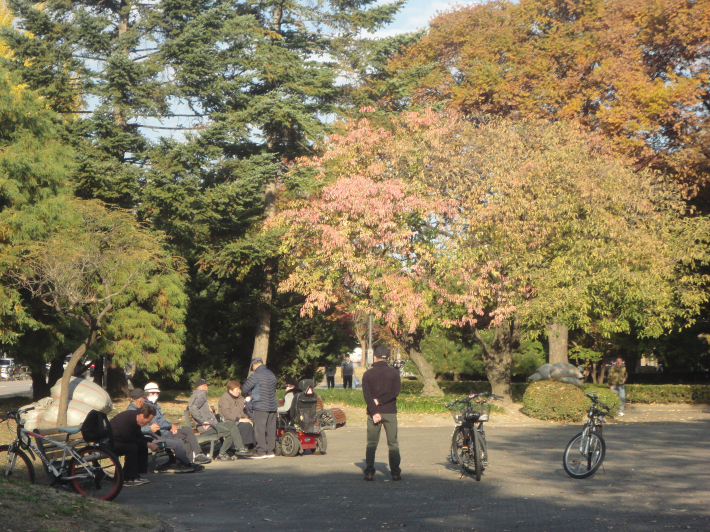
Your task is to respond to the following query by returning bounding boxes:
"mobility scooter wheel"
[280,431,301,457]
[315,432,328,455]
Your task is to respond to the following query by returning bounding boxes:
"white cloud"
[370,0,482,38]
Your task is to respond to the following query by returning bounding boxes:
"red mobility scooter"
[275,379,327,457]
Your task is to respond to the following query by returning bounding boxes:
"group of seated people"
[109,379,264,486]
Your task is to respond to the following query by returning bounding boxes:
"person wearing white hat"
[140,382,211,469]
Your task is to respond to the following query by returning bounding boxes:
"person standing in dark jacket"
[242,357,278,459]
[362,346,401,481]
[110,403,157,486]
[341,355,354,389]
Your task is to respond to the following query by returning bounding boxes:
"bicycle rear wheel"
[472,431,483,481]
[0,444,36,484]
[563,431,606,479]
[70,446,123,501]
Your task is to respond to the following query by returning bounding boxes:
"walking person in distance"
[362,346,401,481]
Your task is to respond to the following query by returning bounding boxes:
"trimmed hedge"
[522,380,589,421]
[623,384,710,404]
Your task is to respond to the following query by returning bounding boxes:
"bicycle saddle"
[57,426,82,435]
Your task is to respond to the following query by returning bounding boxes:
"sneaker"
[250,454,268,460]
[618,412,625,417]
[391,474,402,481]
[124,478,149,486]
[173,462,205,474]
[364,472,374,481]
[194,454,212,464]
[155,459,178,472]
[234,448,252,456]
[264,453,276,459]
[217,454,235,461]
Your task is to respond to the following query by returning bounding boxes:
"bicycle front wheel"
[70,446,123,501]
[450,427,464,464]
[563,431,606,479]
[472,430,483,481]
[0,444,36,484]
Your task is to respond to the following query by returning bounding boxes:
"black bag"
[81,409,114,446]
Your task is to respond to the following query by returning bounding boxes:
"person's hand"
[373,398,379,406]
[171,423,180,431]
[150,422,160,433]
[202,422,211,430]
[209,406,215,413]
[147,442,159,452]
[372,413,382,424]
[609,385,613,390]
[240,418,253,425]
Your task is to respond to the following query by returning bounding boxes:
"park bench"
[183,410,222,458]
[315,396,346,430]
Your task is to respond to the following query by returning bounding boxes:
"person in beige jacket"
[218,381,255,448]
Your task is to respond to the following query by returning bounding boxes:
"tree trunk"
[30,366,50,401]
[591,362,598,384]
[546,322,569,364]
[474,320,520,404]
[57,330,96,426]
[597,363,607,384]
[250,181,278,373]
[401,332,443,397]
[106,358,130,399]
[47,356,65,390]
[93,357,104,387]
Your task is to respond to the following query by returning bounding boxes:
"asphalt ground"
[0,380,31,398]
[117,411,710,532]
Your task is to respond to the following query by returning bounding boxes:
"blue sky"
[372,0,477,37]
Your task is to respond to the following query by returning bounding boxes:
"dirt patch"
[0,479,162,532]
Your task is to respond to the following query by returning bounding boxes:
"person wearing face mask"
[128,383,208,473]
[217,381,255,449]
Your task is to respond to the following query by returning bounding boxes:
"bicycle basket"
[469,403,491,422]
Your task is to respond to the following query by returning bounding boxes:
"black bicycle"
[1,407,123,500]
[562,392,610,479]
[446,392,502,481]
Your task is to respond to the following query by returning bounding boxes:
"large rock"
[50,377,112,413]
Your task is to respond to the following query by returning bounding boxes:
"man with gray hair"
[362,345,402,481]
[242,357,278,459]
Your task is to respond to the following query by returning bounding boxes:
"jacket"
[218,391,248,422]
[242,365,279,412]
[109,410,147,446]
[362,361,400,416]
[127,401,171,435]
[607,366,627,387]
[188,388,218,432]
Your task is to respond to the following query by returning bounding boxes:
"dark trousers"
[172,427,201,458]
[201,421,244,456]
[112,441,148,480]
[237,421,255,447]
[365,413,401,476]
[343,375,353,389]
[326,375,335,389]
[253,411,276,456]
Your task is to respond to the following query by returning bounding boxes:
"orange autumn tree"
[273,110,710,400]
[388,0,710,200]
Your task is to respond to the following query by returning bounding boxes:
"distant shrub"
[522,380,588,421]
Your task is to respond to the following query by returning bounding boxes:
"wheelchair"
[275,379,327,457]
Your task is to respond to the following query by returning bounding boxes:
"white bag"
[38,400,94,429]
[18,397,54,431]
[50,377,112,413]
[353,376,361,389]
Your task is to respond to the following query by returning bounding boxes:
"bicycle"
[562,392,610,479]
[0,407,124,500]
[446,392,502,481]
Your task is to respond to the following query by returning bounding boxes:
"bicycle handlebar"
[584,393,610,412]
[445,392,503,408]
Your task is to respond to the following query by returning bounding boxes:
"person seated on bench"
[277,380,300,418]
[188,378,251,461]
[128,384,209,472]
[110,402,157,486]
[218,381,255,450]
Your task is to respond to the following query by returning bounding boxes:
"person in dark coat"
[217,380,255,448]
[110,402,157,486]
[241,357,278,459]
[362,345,402,481]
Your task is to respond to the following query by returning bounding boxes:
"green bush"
[624,384,710,404]
[522,380,589,422]
[581,385,621,415]
[400,380,424,394]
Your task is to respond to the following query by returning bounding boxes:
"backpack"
[81,409,114,446]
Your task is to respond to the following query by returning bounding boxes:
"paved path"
[118,412,710,532]
[0,380,31,398]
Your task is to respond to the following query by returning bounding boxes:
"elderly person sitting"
[277,379,300,417]
[218,380,255,449]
